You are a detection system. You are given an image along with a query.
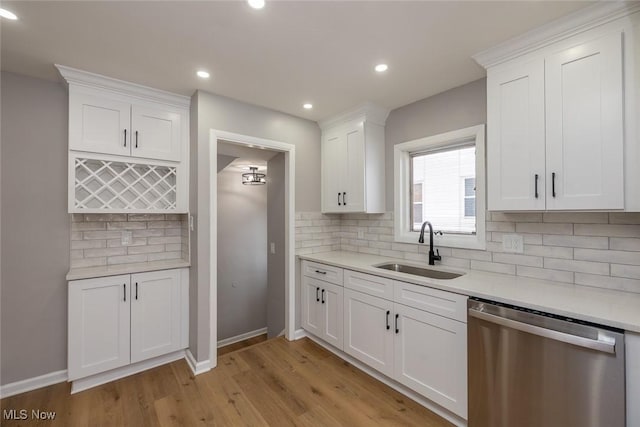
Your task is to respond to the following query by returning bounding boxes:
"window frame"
[393,124,486,250]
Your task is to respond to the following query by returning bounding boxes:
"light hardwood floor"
[217,333,268,356]
[1,337,452,426]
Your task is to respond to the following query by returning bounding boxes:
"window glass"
[410,145,476,234]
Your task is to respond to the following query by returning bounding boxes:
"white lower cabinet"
[68,268,188,381]
[302,264,468,420]
[343,289,394,377]
[393,302,467,419]
[68,274,131,380]
[301,275,343,349]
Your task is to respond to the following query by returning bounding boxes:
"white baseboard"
[305,335,467,427]
[71,350,185,394]
[185,349,212,376]
[217,327,267,348]
[293,328,307,340]
[0,369,68,399]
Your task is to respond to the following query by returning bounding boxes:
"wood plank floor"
[217,333,268,356]
[1,337,452,426]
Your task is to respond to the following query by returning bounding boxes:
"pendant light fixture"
[242,166,266,185]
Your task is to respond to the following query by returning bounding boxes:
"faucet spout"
[418,221,442,265]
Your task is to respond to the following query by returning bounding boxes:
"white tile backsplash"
[70,213,189,268]
[295,211,640,294]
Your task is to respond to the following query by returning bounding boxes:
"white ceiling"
[1,1,592,121]
[218,140,279,171]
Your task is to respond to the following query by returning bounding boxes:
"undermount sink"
[375,263,464,280]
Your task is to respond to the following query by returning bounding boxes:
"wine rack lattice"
[74,158,177,210]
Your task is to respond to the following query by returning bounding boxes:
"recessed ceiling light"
[196,70,210,79]
[248,0,265,9]
[0,8,18,20]
[375,64,389,73]
[303,103,313,110]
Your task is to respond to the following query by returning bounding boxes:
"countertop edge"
[298,251,640,333]
[67,260,191,281]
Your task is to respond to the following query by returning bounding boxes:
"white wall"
[217,168,268,341]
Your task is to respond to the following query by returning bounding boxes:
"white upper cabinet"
[130,104,182,162]
[69,91,131,157]
[477,3,640,211]
[487,60,546,211]
[69,89,184,162]
[545,32,624,210]
[320,104,389,214]
[57,65,190,213]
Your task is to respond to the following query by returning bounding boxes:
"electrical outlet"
[121,231,133,246]
[503,234,524,253]
[270,242,276,254]
[189,215,195,232]
[357,230,365,239]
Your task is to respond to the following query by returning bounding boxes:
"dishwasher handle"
[469,308,616,354]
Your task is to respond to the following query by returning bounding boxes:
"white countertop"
[67,259,191,280]
[299,251,640,333]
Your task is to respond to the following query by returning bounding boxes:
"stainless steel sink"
[375,263,463,280]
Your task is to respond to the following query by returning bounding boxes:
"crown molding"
[318,102,390,130]
[55,64,191,108]
[473,1,640,69]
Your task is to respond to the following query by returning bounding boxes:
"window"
[394,125,485,250]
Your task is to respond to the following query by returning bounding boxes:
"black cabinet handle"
[534,174,539,199]
[123,283,126,302]
[135,130,139,148]
[552,172,556,198]
[338,192,342,206]
[321,289,325,304]
[316,287,320,302]
[343,192,347,206]
[135,282,138,300]
[124,129,127,147]
[386,310,390,330]
[315,270,327,275]
[395,313,399,334]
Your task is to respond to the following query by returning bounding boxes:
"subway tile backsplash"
[70,213,189,268]
[296,211,640,294]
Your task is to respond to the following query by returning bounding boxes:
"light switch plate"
[270,242,276,254]
[503,234,524,253]
[357,230,365,239]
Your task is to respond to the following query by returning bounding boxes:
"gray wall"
[385,78,487,211]
[217,168,268,341]
[0,72,70,385]
[267,153,286,338]
[190,90,321,361]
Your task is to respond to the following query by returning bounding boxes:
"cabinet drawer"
[302,261,343,286]
[344,269,393,301]
[393,281,468,323]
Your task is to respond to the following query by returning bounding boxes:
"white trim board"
[0,370,68,399]
[185,349,212,376]
[208,130,296,371]
[217,327,267,348]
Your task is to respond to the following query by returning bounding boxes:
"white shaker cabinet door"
[343,289,394,377]
[487,59,546,210]
[545,31,624,210]
[131,104,182,162]
[320,282,344,350]
[343,124,366,213]
[322,132,347,212]
[68,275,131,380]
[393,303,467,419]
[69,91,131,157]
[301,276,323,337]
[130,269,182,363]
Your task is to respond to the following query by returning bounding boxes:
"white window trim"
[394,124,486,250]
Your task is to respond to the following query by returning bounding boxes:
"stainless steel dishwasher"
[468,298,625,427]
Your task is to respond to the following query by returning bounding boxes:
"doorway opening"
[208,130,295,368]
